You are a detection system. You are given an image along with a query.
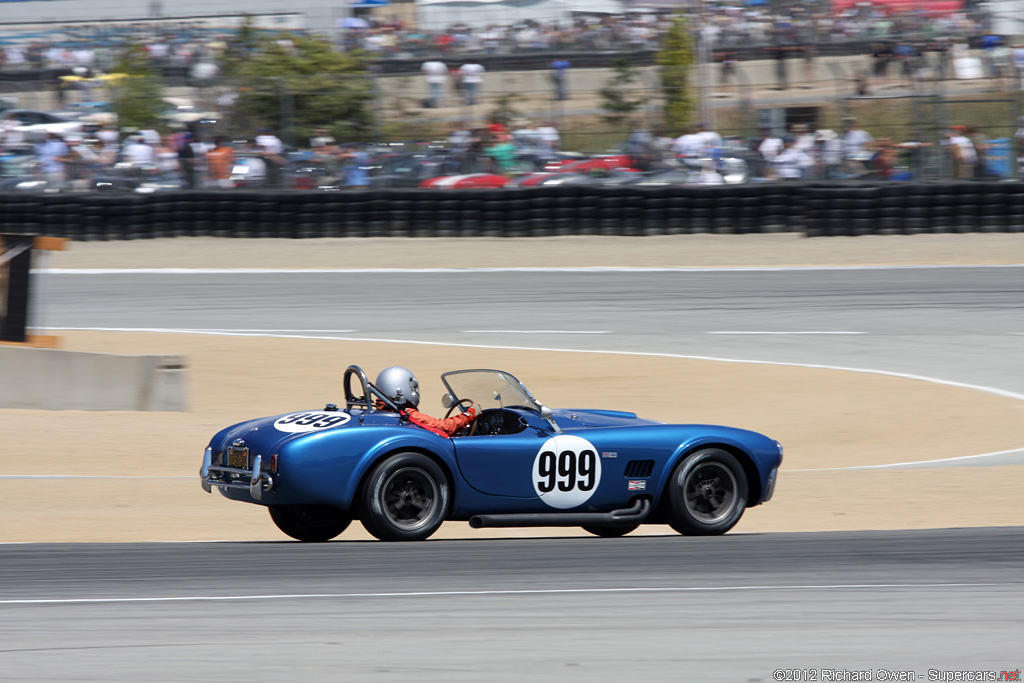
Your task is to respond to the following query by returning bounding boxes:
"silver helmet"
[374,366,420,408]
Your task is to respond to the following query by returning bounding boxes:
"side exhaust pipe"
[469,498,651,529]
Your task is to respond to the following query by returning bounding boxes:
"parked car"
[0,145,36,178]
[1,109,84,137]
[201,365,783,542]
[419,173,511,189]
[367,152,453,188]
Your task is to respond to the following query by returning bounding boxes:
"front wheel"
[360,452,449,541]
[666,448,748,536]
[269,505,351,542]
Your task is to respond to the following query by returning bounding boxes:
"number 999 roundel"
[201,366,784,542]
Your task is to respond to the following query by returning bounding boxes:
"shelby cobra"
[201,366,783,542]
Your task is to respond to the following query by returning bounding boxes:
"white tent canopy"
[416,0,625,30]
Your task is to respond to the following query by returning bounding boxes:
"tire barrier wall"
[2,183,1023,241]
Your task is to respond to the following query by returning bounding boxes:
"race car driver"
[374,366,479,437]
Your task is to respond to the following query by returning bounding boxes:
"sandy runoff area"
[2,233,1022,542]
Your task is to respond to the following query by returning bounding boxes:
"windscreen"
[442,370,540,412]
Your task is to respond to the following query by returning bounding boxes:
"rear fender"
[340,433,456,505]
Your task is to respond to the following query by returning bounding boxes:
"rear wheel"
[582,523,640,538]
[360,452,449,542]
[667,448,748,536]
[269,505,351,542]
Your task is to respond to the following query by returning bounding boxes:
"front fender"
[660,433,779,507]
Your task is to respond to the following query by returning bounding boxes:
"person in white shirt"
[815,129,844,179]
[840,117,874,176]
[535,121,560,151]
[758,131,784,159]
[511,118,538,145]
[421,60,448,108]
[447,123,471,149]
[947,125,977,179]
[792,124,817,154]
[0,114,24,147]
[772,137,813,180]
[255,130,283,155]
[138,128,161,146]
[123,136,155,165]
[695,123,722,154]
[95,123,120,165]
[458,62,485,106]
[673,127,705,160]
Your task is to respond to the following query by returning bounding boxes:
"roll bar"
[344,365,401,413]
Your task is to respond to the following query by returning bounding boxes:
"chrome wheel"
[361,452,449,541]
[667,448,748,536]
[381,467,441,531]
[683,461,738,525]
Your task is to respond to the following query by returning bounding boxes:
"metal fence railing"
[3,53,1022,187]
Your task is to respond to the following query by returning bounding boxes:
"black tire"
[582,523,640,538]
[360,452,449,541]
[269,505,351,542]
[666,448,748,536]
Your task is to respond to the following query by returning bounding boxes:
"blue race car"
[201,366,783,542]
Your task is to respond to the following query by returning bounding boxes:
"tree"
[224,32,375,145]
[657,14,697,135]
[487,93,523,129]
[111,42,165,131]
[599,58,645,130]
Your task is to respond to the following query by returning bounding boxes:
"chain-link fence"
[5,51,1023,185]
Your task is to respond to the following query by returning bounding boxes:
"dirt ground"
[45,233,1024,270]
[4,234,1023,542]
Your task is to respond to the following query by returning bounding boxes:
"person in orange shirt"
[206,136,234,188]
[374,366,478,437]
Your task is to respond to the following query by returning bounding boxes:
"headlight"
[774,440,784,463]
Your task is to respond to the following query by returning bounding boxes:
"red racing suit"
[402,406,477,438]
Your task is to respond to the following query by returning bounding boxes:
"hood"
[552,408,664,429]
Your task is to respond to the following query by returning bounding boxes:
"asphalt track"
[1,529,1022,682]
[43,265,1024,409]
[9,264,1023,678]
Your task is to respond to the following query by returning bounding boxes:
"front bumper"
[762,467,779,503]
[201,447,274,501]
[759,439,783,504]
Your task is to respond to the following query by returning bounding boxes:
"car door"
[452,410,551,499]
[453,412,642,509]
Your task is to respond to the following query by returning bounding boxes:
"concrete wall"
[0,347,187,411]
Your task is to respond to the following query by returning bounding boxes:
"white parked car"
[1,109,85,137]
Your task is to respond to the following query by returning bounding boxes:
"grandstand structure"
[0,0,338,44]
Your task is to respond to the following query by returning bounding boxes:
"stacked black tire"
[2,183,1023,240]
[802,181,1024,237]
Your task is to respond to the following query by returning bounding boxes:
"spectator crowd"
[341,3,989,59]
[0,3,993,73]
[0,119,385,190]
[2,109,1015,191]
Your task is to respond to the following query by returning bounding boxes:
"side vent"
[624,460,654,478]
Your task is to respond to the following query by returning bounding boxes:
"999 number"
[536,449,597,493]
[277,413,347,428]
